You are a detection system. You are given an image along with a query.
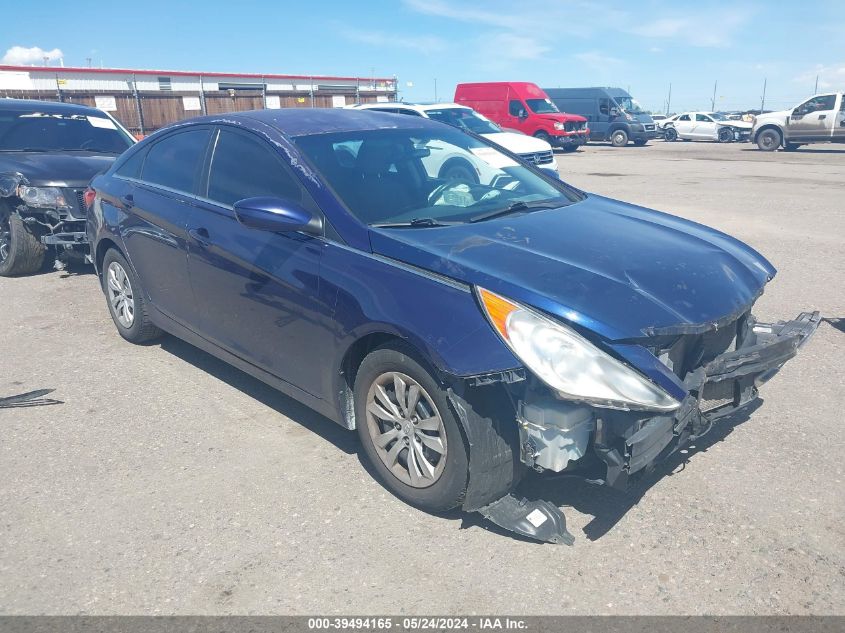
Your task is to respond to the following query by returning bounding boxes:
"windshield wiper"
[469,200,563,223]
[70,148,122,153]
[371,217,457,228]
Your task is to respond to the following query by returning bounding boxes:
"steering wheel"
[427,180,474,206]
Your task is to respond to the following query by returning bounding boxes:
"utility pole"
[711,81,718,111]
[434,78,438,102]
[666,83,672,114]
[814,75,819,94]
[760,78,767,113]
[199,74,207,115]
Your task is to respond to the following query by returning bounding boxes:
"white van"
[347,102,560,178]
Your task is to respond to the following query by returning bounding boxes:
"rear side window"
[115,148,145,179]
[678,114,691,121]
[141,129,210,193]
[206,128,302,207]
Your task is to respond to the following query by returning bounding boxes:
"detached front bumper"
[597,311,821,490]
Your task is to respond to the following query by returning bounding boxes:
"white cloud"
[793,63,845,91]
[628,8,754,47]
[1,45,63,66]
[338,28,447,55]
[574,51,625,69]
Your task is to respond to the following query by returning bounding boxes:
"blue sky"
[3,0,843,112]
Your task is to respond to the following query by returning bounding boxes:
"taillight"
[83,188,96,209]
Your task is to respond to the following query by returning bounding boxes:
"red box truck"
[454,82,589,152]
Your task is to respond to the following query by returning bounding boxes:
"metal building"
[0,65,398,135]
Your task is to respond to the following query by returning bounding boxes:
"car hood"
[719,120,753,129]
[754,109,789,125]
[538,113,587,124]
[480,131,552,154]
[632,113,654,124]
[0,151,118,188]
[369,194,776,341]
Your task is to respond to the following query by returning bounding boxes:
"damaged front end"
[0,171,91,270]
[461,298,820,545]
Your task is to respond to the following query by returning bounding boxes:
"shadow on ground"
[157,332,767,544]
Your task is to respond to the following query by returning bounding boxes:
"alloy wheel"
[107,261,135,328]
[365,371,447,488]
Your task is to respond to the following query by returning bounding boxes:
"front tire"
[101,248,162,344]
[610,129,629,147]
[718,127,734,143]
[756,128,782,151]
[355,344,469,512]
[0,210,46,277]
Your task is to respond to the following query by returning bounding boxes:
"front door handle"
[120,193,134,209]
[188,227,211,247]
[819,114,827,120]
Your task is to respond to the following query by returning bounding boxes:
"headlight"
[477,288,680,412]
[18,186,68,209]
[553,122,565,131]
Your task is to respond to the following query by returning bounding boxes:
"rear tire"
[0,210,46,277]
[664,127,678,142]
[101,248,162,344]
[354,343,469,513]
[610,129,629,147]
[756,128,782,151]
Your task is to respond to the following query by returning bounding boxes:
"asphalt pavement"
[1,140,843,615]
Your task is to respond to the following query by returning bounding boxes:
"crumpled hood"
[369,194,776,341]
[0,151,117,188]
[719,119,753,129]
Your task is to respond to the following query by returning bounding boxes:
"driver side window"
[695,114,712,122]
[796,95,836,115]
[508,100,525,117]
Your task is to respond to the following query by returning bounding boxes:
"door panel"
[673,114,694,138]
[186,126,333,396]
[118,127,211,325]
[121,185,195,324]
[789,95,837,140]
[186,204,331,395]
[692,114,717,140]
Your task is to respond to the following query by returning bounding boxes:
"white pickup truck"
[752,92,845,151]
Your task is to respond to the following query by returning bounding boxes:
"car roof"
[0,97,106,116]
[176,108,447,137]
[353,102,468,113]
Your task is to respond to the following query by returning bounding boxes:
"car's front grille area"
[62,188,87,220]
[657,315,745,380]
[699,379,735,412]
[519,150,555,165]
[565,121,586,132]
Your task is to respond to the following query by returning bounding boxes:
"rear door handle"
[188,227,212,247]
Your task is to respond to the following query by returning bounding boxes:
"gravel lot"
[1,140,843,615]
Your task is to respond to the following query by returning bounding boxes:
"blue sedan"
[87,109,818,544]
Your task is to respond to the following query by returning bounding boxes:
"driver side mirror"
[518,109,528,119]
[233,197,323,235]
[609,107,619,117]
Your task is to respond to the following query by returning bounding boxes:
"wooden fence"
[2,89,396,136]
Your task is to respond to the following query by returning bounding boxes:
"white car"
[347,102,559,179]
[663,112,753,142]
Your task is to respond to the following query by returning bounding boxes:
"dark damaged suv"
[0,99,134,276]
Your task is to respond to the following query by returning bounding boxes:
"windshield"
[614,97,645,114]
[425,108,501,135]
[293,127,581,226]
[525,98,559,114]
[0,110,134,153]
